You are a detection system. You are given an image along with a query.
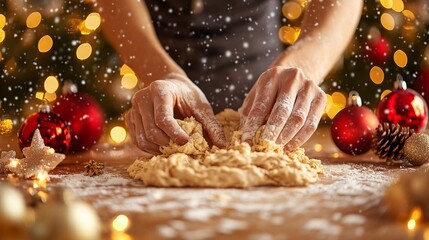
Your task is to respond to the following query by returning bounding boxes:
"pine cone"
[372,123,415,164]
[84,160,104,177]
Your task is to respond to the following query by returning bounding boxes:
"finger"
[125,109,137,146]
[133,106,161,154]
[277,85,313,146]
[193,103,227,148]
[138,102,170,147]
[153,92,189,145]
[261,92,295,141]
[239,89,256,129]
[241,81,276,144]
[284,90,326,151]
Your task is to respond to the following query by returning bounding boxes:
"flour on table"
[128,109,323,187]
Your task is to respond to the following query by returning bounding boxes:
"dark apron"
[145,0,283,113]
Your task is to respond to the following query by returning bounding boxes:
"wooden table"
[0,128,425,240]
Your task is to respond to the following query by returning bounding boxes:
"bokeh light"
[0,29,5,43]
[381,13,395,31]
[84,12,101,30]
[278,26,301,45]
[120,64,135,75]
[324,93,333,113]
[0,14,5,28]
[44,76,59,93]
[111,232,132,240]
[38,35,53,53]
[402,10,416,30]
[380,0,393,9]
[110,126,127,144]
[44,92,57,102]
[407,207,422,230]
[0,14,6,28]
[314,144,323,152]
[35,92,45,100]
[393,49,408,67]
[325,92,346,119]
[407,219,416,230]
[402,10,416,22]
[369,66,384,84]
[26,12,42,29]
[282,2,303,20]
[112,214,130,232]
[121,74,138,90]
[380,89,392,100]
[392,0,404,12]
[76,43,92,60]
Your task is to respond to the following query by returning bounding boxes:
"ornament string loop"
[348,90,362,107]
[394,74,407,90]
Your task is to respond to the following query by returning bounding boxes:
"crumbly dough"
[128,109,323,188]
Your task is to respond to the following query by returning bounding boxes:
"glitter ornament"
[0,184,27,234]
[331,91,380,155]
[53,84,104,152]
[384,166,429,222]
[377,74,428,133]
[18,104,71,154]
[9,129,65,178]
[31,188,101,240]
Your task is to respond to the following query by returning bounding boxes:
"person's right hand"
[125,73,227,155]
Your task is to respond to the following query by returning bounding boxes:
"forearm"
[94,0,184,87]
[272,0,363,84]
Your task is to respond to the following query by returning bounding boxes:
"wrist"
[271,49,324,85]
[133,50,186,88]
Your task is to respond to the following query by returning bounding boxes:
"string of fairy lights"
[0,0,428,145]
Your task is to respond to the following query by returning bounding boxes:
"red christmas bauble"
[377,76,428,133]
[331,92,380,155]
[364,36,390,63]
[52,92,104,152]
[18,105,71,154]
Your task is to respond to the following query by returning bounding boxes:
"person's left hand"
[239,66,327,151]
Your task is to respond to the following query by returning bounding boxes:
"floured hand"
[240,66,326,151]
[126,73,227,155]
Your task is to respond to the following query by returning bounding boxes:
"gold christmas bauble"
[32,189,101,240]
[0,183,27,227]
[384,168,429,222]
[403,134,429,166]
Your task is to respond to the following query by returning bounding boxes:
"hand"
[126,73,227,154]
[239,66,327,151]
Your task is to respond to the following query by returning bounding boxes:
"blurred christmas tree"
[0,0,428,130]
[280,0,429,121]
[321,0,429,120]
[0,0,136,125]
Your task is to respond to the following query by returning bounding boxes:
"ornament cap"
[394,74,407,90]
[348,91,362,107]
[38,102,51,113]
